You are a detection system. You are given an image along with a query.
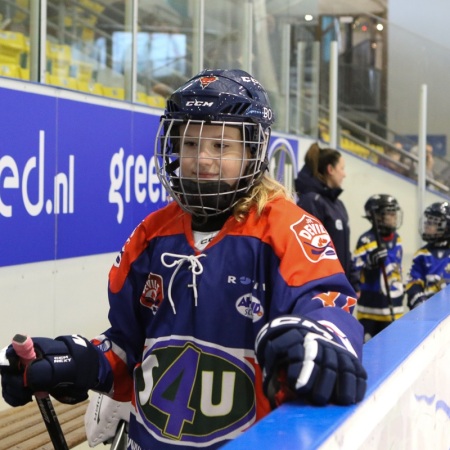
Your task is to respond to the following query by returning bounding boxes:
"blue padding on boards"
[222,287,450,449]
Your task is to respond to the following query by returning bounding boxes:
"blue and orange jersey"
[94,197,363,449]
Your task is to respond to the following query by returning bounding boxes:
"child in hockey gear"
[0,69,366,450]
[406,201,450,309]
[353,194,405,341]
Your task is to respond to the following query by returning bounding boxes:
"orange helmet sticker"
[199,75,219,89]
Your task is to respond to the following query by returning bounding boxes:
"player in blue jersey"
[353,194,405,341]
[1,69,367,449]
[406,201,450,309]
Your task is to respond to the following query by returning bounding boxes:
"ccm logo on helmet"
[241,76,262,85]
[186,99,215,107]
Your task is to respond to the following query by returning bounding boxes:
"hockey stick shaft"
[110,420,128,450]
[369,209,396,322]
[12,334,69,450]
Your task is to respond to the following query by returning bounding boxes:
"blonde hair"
[233,173,294,221]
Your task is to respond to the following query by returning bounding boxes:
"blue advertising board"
[0,84,300,267]
[0,87,166,266]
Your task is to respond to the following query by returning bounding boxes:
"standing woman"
[295,143,358,290]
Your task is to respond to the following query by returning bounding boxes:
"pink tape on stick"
[12,334,36,364]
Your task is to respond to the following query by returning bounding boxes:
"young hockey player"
[0,69,366,449]
[406,201,450,309]
[353,194,405,341]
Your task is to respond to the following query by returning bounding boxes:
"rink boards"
[223,289,450,449]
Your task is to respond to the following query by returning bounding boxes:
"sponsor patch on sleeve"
[290,213,338,263]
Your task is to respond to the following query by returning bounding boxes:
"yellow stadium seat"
[78,80,104,95]
[81,27,95,42]
[13,0,30,25]
[320,131,330,143]
[19,67,30,80]
[47,42,72,77]
[0,64,21,79]
[103,86,125,100]
[137,92,148,105]
[0,31,26,66]
[147,94,166,108]
[73,60,94,83]
[80,0,105,14]
[47,74,79,90]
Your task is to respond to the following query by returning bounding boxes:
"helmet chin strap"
[173,178,248,217]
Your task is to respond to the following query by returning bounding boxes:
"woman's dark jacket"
[295,165,359,290]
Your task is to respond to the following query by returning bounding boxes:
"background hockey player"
[406,201,450,309]
[353,194,405,341]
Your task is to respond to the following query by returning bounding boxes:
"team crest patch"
[199,75,218,89]
[290,214,337,263]
[140,273,164,313]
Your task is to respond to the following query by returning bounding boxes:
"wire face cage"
[154,118,269,217]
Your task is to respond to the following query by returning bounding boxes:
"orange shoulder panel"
[231,197,345,286]
[109,202,188,293]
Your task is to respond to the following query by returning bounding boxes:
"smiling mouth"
[196,173,219,179]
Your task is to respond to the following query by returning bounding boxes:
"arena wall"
[1,79,448,448]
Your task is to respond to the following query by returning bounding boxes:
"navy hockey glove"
[1,335,109,407]
[408,293,426,310]
[255,315,367,408]
[366,247,388,268]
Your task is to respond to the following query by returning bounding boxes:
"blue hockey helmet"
[164,69,274,130]
[155,69,274,217]
[421,201,450,243]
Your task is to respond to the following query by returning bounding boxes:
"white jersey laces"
[161,252,206,314]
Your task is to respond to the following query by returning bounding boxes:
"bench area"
[0,399,89,450]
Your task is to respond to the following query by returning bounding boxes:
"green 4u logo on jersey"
[135,338,256,445]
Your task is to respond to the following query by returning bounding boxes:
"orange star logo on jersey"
[313,291,340,307]
[342,296,357,313]
[312,291,357,313]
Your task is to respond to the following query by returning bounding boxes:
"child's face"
[381,211,398,228]
[424,221,439,235]
[179,123,248,187]
[423,216,442,237]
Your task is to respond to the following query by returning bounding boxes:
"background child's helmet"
[364,194,403,235]
[421,201,450,243]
